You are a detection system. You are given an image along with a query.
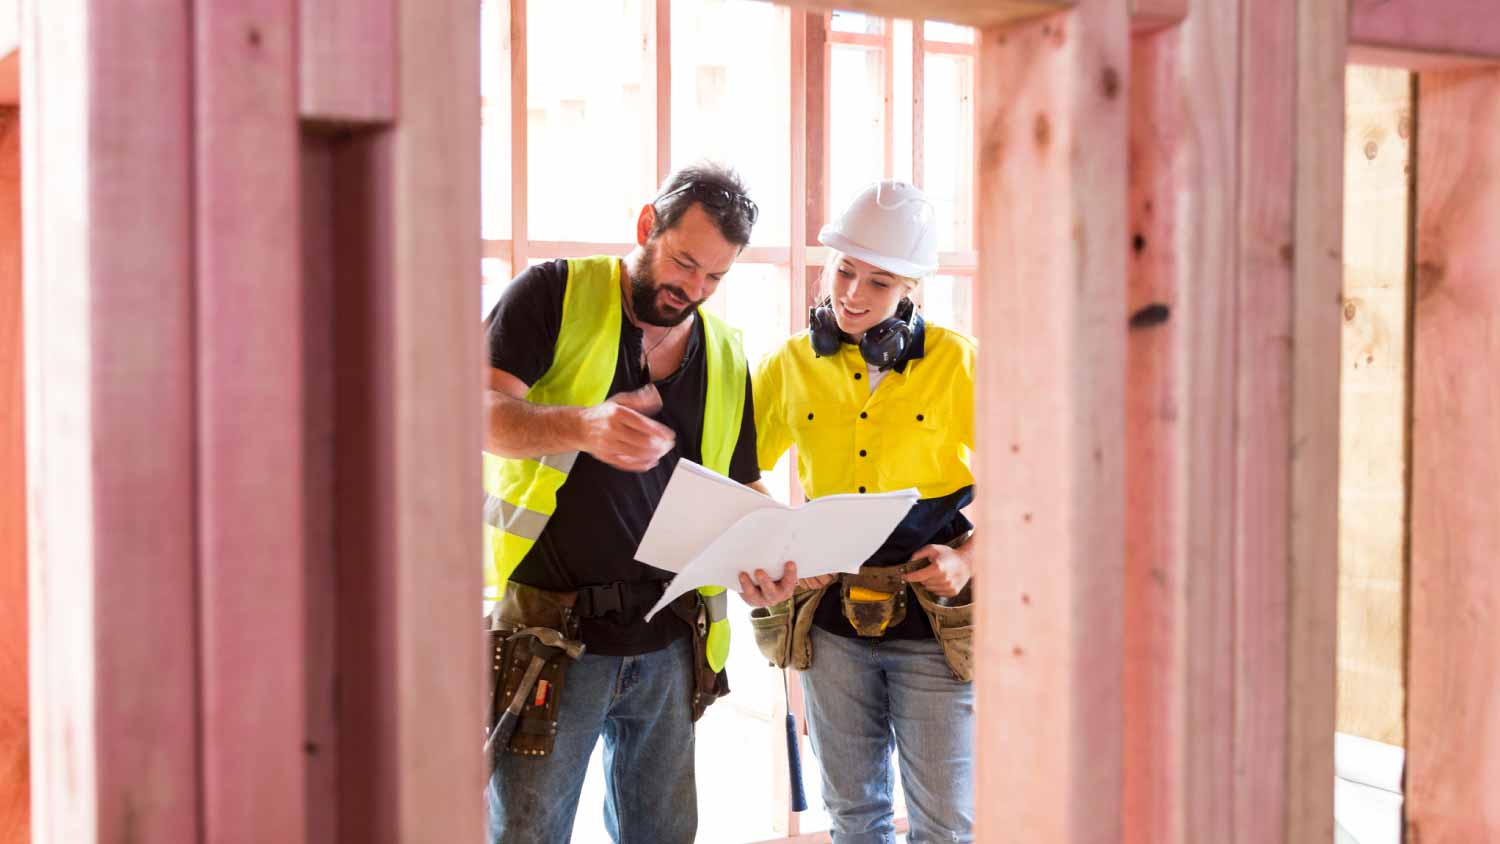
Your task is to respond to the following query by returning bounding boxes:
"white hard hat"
[818,180,939,278]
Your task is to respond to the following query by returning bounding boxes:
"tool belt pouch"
[487,584,580,758]
[839,567,911,638]
[912,583,975,682]
[669,593,729,722]
[750,586,828,670]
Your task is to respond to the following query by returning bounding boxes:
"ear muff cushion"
[808,300,842,357]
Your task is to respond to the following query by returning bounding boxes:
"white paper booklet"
[636,460,918,621]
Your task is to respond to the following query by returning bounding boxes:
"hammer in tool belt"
[484,627,586,757]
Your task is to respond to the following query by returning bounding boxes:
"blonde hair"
[817,251,920,301]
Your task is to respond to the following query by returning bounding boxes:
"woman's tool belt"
[749,531,975,682]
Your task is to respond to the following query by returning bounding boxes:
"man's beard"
[629,243,704,327]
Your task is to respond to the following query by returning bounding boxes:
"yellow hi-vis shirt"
[752,324,976,499]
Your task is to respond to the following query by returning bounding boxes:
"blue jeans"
[800,626,975,844]
[487,636,697,844]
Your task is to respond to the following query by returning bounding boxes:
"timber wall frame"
[14,1,1500,843]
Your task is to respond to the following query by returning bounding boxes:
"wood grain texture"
[973,3,1128,840]
[1407,66,1500,841]
[333,0,484,840]
[1351,0,1500,67]
[195,2,306,841]
[0,107,27,844]
[300,0,396,124]
[1337,65,1411,748]
[300,135,341,844]
[22,1,200,841]
[1123,6,1239,839]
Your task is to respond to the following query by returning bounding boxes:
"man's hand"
[739,562,801,607]
[578,384,676,472]
[902,543,972,598]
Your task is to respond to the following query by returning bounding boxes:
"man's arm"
[484,367,676,473]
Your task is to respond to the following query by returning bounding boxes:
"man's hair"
[649,162,755,248]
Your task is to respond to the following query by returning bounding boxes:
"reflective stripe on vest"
[484,255,746,672]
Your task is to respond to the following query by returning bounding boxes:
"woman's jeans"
[800,626,975,844]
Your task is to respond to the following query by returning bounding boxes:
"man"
[482,163,797,844]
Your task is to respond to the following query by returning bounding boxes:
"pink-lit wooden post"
[23,3,201,841]
[23,1,481,843]
[973,2,1129,839]
[1407,66,1500,841]
[0,81,27,844]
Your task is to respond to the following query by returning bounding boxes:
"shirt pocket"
[788,401,856,492]
[877,399,947,491]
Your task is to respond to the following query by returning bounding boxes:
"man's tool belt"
[487,580,726,762]
[749,531,975,682]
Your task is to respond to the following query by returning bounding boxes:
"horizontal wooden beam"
[1130,0,1187,32]
[1350,0,1500,68]
[768,0,1072,29]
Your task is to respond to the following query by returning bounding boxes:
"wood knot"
[1279,242,1295,265]
[247,26,263,47]
[1033,112,1052,148]
[1101,66,1121,100]
[1364,140,1379,160]
[1129,303,1170,329]
[1343,301,1358,322]
[1132,233,1146,254]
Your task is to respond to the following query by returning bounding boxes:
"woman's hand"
[902,543,972,598]
[738,562,800,607]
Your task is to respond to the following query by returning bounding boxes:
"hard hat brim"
[818,228,937,279]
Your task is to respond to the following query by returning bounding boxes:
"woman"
[740,180,977,844]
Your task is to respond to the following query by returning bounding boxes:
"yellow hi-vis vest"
[483,255,745,672]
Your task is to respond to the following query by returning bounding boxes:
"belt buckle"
[578,581,626,618]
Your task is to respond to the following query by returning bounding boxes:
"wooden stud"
[1407,66,1500,841]
[22,2,201,841]
[510,0,528,270]
[0,106,26,844]
[654,0,671,186]
[1123,16,1238,842]
[320,5,481,843]
[300,0,397,124]
[912,20,924,188]
[882,18,894,179]
[195,2,306,840]
[973,1,1128,839]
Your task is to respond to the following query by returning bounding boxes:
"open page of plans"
[635,459,918,621]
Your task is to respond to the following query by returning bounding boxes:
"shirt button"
[859,449,867,457]
[854,372,862,380]
[807,412,814,420]
[859,411,868,419]
[858,486,866,493]
[916,414,925,421]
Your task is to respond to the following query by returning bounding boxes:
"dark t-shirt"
[486,258,761,655]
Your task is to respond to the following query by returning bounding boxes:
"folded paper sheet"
[636,460,918,621]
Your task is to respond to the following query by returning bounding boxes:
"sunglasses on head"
[654,181,759,226]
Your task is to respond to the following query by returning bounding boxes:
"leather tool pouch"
[487,583,582,759]
[911,530,977,682]
[669,593,731,721]
[750,586,828,669]
[839,564,922,637]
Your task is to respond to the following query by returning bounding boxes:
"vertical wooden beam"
[510,0,528,270]
[1123,9,1238,840]
[805,11,830,239]
[911,20,924,188]
[332,0,483,840]
[1234,0,1344,839]
[22,1,200,841]
[973,1,1128,839]
[1407,66,1500,841]
[0,106,27,844]
[300,0,397,124]
[882,18,894,179]
[195,3,306,841]
[654,0,671,185]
